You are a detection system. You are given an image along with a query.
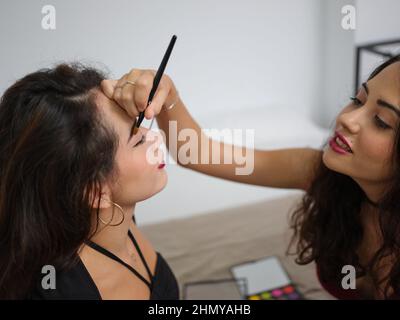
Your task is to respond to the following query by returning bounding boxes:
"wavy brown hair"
[0,63,120,299]
[288,54,400,299]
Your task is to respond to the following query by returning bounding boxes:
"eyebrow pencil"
[134,34,177,134]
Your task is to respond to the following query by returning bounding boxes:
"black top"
[30,219,179,300]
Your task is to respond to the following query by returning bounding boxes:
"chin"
[140,173,168,202]
[323,149,359,183]
[322,147,346,175]
[156,171,168,192]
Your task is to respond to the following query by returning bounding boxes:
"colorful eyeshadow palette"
[231,256,305,300]
[247,284,303,300]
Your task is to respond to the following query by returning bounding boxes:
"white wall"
[0,0,322,119]
[355,0,400,90]
[312,0,400,129]
[355,0,400,45]
[314,0,355,129]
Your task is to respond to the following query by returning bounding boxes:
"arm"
[156,89,322,191]
[101,71,322,192]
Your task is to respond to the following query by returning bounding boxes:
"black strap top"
[30,217,179,300]
[84,230,154,291]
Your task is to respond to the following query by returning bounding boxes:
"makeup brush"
[133,35,177,134]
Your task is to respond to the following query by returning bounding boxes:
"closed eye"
[374,116,391,129]
[133,135,145,147]
[350,96,362,106]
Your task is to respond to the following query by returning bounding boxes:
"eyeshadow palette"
[183,278,248,300]
[247,284,303,300]
[231,256,305,300]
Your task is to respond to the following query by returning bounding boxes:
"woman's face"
[94,91,167,206]
[323,61,400,188]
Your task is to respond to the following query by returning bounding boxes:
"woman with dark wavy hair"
[104,54,400,299]
[0,63,179,299]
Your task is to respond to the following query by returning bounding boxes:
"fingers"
[147,86,170,119]
[100,69,174,121]
[111,73,139,118]
[100,79,118,99]
[117,75,140,118]
[133,70,154,113]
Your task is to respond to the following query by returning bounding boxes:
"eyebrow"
[362,82,400,117]
[109,101,136,144]
[362,82,369,94]
[377,99,400,117]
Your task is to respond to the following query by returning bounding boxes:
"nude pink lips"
[329,131,353,155]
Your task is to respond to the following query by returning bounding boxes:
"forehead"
[368,61,400,104]
[94,90,130,123]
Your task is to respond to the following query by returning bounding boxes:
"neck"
[89,203,135,255]
[364,195,379,208]
[353,177,385,209]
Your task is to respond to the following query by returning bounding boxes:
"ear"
[87,182,113,210]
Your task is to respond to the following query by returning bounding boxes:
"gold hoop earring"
[98,199,125,227]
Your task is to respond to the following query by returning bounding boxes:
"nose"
[143,128,163,148]
[336,105,363,134]
[144,129,165,163]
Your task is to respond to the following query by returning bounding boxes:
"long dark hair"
[289,55,400,299]
[0,63,119,299]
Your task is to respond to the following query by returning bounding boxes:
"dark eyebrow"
[362,82,369,94]
[377,99,400,117]
[362,82,400,117]
[109,101,137,144]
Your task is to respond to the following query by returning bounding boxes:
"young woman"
[0,63,179,299]
[102,55,400,299]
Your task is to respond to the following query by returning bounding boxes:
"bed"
[141,193,335,300]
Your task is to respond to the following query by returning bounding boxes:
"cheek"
[356,132,395,180]
[116,145,150,182]
[358,133,393,162]
[113,144,165,201]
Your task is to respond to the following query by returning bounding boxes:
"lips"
[158,163,166,169]
[333,131,353,153]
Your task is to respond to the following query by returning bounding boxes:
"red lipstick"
[158,163,165,169]
[329,131,353,155]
